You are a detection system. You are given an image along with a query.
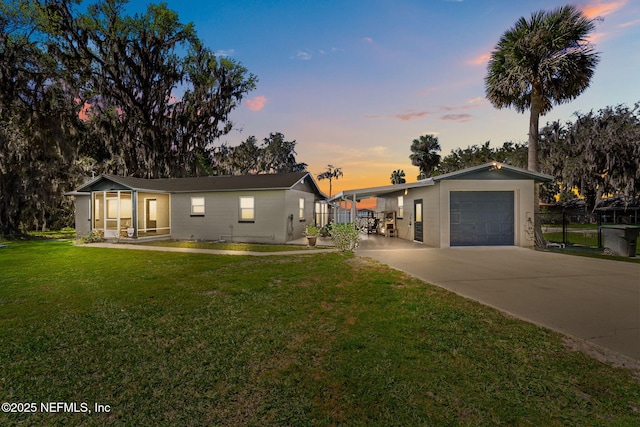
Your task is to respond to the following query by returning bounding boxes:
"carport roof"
[329,162,553,202]
[329,180,434,202]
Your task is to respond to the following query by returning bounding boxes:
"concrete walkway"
[356,235,640,362]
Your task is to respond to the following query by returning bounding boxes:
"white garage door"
[450,191,514,246]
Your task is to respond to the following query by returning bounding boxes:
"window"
[239,196,255,222]
[299,198,305,220]
[107,199,118,219]
[191,197,205,216]
[398,196,404,218]
[147,199,157,221]
[120,194,132,219]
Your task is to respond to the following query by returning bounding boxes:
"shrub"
[329,222,361,252]
[304,224,320,237]
[320,224,332,237]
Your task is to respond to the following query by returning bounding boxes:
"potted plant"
[304,224,321,247]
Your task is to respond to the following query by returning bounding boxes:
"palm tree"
[317,164,343,197]
[410,134,441,179]
[390,169,406,184]
[485,6,599,248]
[485,5,599,173]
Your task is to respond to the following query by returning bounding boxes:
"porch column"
[352,194,357,224]
[132,191,138,239]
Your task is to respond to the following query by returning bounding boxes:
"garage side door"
[450,191,514,246]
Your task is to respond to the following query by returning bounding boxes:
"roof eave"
[75,174,108,192]
[76,174,145,192]
[297,172,328,199]
[329,180,434,202]
[170,186,294,193]
[432,162,554,183]
[64,191,91,196]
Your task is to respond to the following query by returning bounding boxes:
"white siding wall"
[74,194,92,237]
[375,187,439,244]
[171,190,304,244]
[284,189,317,240]
[375,179,535,248]
[438,179,535,248]
[419,186,441,247]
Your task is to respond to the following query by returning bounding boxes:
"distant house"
[68,171,327,243]
[331,162,553,248]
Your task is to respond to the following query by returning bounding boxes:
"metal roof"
[329,162,553,202]
[431,162,554,183]
[329,180,434,202]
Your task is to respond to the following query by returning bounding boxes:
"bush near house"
[329,222,362,252]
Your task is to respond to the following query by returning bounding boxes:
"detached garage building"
[331,162,553,248]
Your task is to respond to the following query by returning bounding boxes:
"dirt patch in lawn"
[563,336,640,383]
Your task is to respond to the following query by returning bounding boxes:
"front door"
[414,199,423,242]
[104,195,119,238]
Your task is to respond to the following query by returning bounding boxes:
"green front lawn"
[544,230,600,247]
[544,230,640,261]
[1,240,639,426]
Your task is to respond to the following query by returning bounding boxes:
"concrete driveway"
[356,235,640,362]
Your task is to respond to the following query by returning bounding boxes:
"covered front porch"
[91,190,171,239]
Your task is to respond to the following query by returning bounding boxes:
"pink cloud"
[394,111,430,121]
[246,95,267,111]
[438,102,480,112]
[364,111,430,121]
[586,31,607,45]
[580,0,627,19]
[619,18,640,28]
[366,101,482,122]
[468,53,491,65]
[440,114,473,123]
[363,37,374,43]
[416,87,437,96]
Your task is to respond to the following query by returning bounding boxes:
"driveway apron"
[356,237,640,361]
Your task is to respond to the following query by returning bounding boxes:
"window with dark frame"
[191,197,205,216]
[239,196,255,222]
[299,198,305,221]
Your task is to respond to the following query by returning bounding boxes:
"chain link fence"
[539,210,639,252]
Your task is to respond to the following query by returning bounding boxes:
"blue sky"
[128,0,639,194]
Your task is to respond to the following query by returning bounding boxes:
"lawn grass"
[544,230,600,247]
[27,228,77,240]
[544,231,640,262]
[1,240,640,426]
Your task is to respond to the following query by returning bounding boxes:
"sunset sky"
[128,0,639,196]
